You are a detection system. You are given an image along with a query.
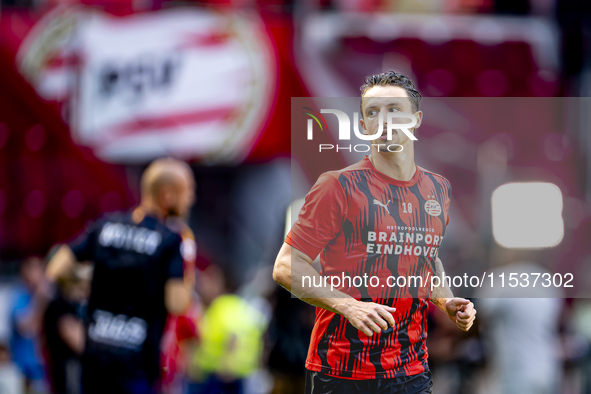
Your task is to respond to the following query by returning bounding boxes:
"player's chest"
[344,185,447,239]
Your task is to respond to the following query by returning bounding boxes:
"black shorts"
[305,370,433,394]
[81,360,156,394]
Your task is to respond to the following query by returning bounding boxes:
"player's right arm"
[48,218,99,281]
[273,242,395,336]
[274,172,395,336]
[46,244,77,282]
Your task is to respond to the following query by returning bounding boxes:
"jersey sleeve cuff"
[285,229,323,261]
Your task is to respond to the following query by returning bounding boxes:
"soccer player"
[46,158,195,394]
[273,71,477,394]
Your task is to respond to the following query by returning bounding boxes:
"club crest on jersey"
[424,197,442,217]
[373,199,390,214]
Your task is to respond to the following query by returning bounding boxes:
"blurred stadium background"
[0,0,590,393]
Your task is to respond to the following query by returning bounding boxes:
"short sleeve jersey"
[69,211,184,381]
[286,156,452,379]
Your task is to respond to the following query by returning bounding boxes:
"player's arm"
[164,232,193,316]
[46,244,77,282]
[57,314,85,355]
[48,218,98,281]
[430,257,476,332]
[165,279,191,315]
[273,243,396,336]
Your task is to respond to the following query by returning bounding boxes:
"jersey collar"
[363,155,421,187]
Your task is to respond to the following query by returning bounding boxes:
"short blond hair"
[140,158,193,200]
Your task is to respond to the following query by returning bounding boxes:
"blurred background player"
[45,158,196,394]
[144,162,201,393]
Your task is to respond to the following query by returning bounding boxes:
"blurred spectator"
[0,342,24,394]
[10,257,51,393]
[0,283,23,394]
[42,264,91,394]
[188,264,267,394]
[427,303,483,394]
[267,287,314,394]
[476,248,564,394]
[568,299,591,394]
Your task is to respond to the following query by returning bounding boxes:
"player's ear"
[359,117,368,134]
[413,111,423,132]
[359,98,369,135]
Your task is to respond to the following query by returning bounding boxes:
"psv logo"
[424,197,442,217]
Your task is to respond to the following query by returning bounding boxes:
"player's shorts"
[81,363,156,394]
[305,370,433,394]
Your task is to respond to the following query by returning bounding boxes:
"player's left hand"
[445,298,476,332]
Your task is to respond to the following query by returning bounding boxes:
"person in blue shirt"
[10,256,51,392]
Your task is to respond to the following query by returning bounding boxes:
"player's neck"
[369,143,416,181]
[136,202,167,222]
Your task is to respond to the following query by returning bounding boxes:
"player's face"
[360,85,422,149]
[176,175,195,219]
[21,258,45,289]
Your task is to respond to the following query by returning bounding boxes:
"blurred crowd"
[2,244,591,394]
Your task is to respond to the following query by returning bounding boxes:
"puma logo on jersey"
[373,199,391,214]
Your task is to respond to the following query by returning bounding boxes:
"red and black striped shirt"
[286,156,451,379]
